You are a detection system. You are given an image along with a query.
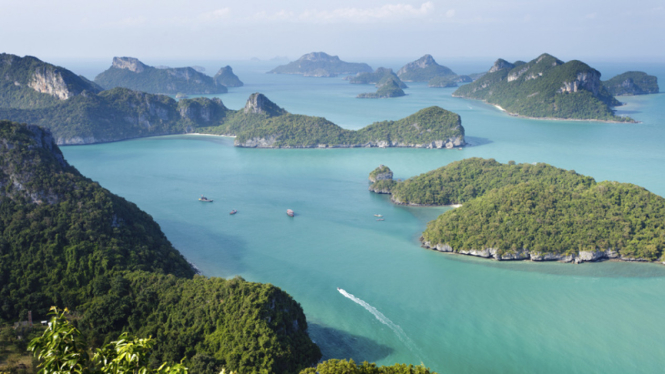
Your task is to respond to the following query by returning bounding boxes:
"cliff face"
[112,56,147,73]
[213,65,244,87]
[243,92,287,116]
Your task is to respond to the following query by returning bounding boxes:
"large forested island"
[0,120,322,373]
[199,93,464,148]
[94,57,230,94]
[369,158,665,263]
[268,52,372,77]
[452,54,632,122]
[602,71,659,96]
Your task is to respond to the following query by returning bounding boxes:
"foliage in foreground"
[300,359,436,374]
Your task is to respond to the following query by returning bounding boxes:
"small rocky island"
[428,75,472,88]
[94,57,231,94]
[602,71,659,96]
[368,158,665,264]
[347,67,408,88]
[453,54,634,122]
[213,66,244,87]
[268,52,372,77]
[357,78,406,99]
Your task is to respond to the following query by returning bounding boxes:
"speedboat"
[229,210,237,215]
[374,214,382,217]
[287,209,294,217]
[199,195,213,202]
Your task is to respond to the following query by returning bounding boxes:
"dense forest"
[0,121,321,373]
[602,71,659,96]
[453,54,630,122]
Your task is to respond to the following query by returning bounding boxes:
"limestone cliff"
[213,66,243,87]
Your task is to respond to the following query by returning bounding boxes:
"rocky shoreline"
[235,136,465,149]
[421,240,662,264]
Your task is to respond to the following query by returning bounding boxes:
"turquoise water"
[61,62,665,373]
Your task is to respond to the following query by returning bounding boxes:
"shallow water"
[61,61,665,374]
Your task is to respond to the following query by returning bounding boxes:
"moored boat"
[286,209,294,217]
[230,210,237,215]
[199,195,213,202]
[376,218,385,221]
[374,214,382,217]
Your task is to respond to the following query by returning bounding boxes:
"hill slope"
[453,54,629,122]
[94,57,227,95]
[0,53,102,109]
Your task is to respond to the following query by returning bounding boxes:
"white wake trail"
[337,288,423,359]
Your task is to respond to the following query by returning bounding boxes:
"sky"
[1,0,664,63]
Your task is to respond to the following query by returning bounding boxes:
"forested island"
[213,65,244,87]
[347,67,408,88]
[0,121,322,373]
[369,158,665,264]
[357,78,406,99]
[94,57,233,94]
[602,71,659,96]
[268,52,372,77]
[199,93,464,148]
[452,54,633,122]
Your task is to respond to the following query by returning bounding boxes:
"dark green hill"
[213,65,243,87]
[0,53,102,109]
[268,52,372,77]
[348,67,408,88]
[201,94,465,148]
[428,75,472,88]
[397,55,456,82]
[603,71,659,96]
[0,120,321,373]
[94,57,227,95]
[357,78,406,99]
[453,54,630,122]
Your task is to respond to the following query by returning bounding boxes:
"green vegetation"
[213,66,243,88]
[372,158,593,205]
[397,55,455,82]
[268,52,372,76]
[1,324,42,373]
[94,57,226,95]
[0,121,321,374]
[427,75,472,88]
[28,307,188,374]
[368,165,393,183]
[348,68,407,88]
[0,54,101,109]
[299,359,437,374]
[453,54,631,122]
[357,79,405,99]
[200,97,464,148]
[423,180,665,261]
[603,71,659,96]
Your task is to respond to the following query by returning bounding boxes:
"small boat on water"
[199,195,213,202]
[229,210,237,215]
[374,214,382,217]
[376,219,385,221]
[286,209,295,217]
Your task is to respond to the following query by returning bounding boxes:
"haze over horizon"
[2,0,664,63]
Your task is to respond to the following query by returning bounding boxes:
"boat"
[336,287,340,291]
[229,210,237,215]
[199,195,213,202]
[374,214,382,217]
[286,209,294,217]
[376,219,385,221]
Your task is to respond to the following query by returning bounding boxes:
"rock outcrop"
[243,93,287,116]
[112,56,147,73]
[369,165,393,183]
[488,59,515,73]
[213,66,243,87]
[397,55,456,82]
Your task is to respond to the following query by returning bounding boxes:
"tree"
[28,307,188,374]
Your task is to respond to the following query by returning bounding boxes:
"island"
[368,158,665,263]
[428,75,472,88]
[602,71,659,96]
[397,55,456,82]
[357,78,406,99]
[347,67,408,88]
[199,93,464,148]
[268,52,372,77]
[452,54,633,122]
[214,65,244,87]
[94,56,228,94]
[0,53,102,109]
[0,120,322,373]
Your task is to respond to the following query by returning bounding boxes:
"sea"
[55,57,665,374]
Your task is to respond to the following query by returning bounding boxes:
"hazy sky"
[2,0,664,62]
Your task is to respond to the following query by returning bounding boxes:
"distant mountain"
[268,52,372,77]
[357,78,406,99]
[397,55,456,82]
[428,75,472,88]
[347,67,408,88]
[603,71,659,96]
[453,53,630,122]
[0,53,102,109]
[94,57,227,94]
[214,65,243,87]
